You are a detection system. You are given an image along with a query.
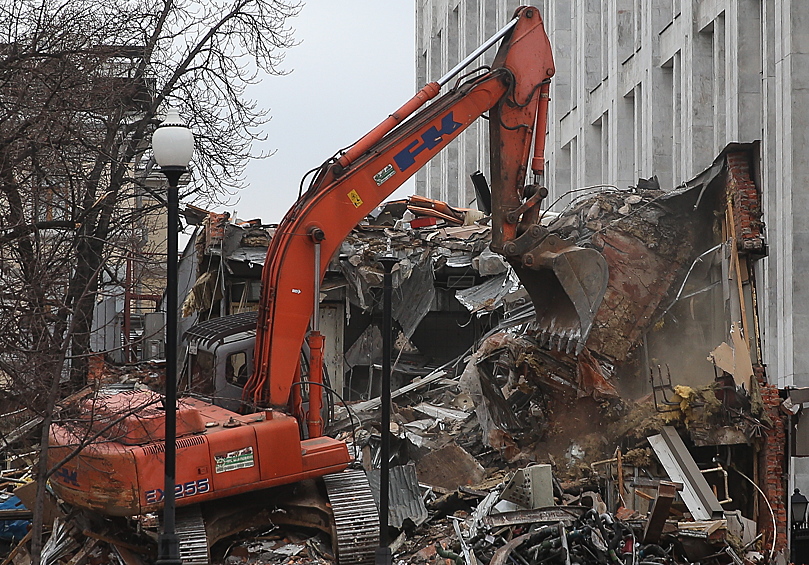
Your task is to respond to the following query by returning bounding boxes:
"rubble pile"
[0,164,786,564]
[331,346,768,564]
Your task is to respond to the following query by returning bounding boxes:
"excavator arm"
[244,6,608,410]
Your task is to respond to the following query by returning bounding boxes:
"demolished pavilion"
[0,142,790,564]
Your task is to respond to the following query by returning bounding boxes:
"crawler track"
[323,470,380,565]
[175,505,210,565]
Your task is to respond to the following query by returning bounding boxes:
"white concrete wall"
[417,0,809,515]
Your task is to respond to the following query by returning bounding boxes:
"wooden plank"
[0,509,33,520]
[66,539,99,565]
[642,482,677,544]
[82,530,152,556]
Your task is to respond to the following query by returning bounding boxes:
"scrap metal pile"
[332,358,768,565]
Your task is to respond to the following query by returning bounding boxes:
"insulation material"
[707,324,754,389]
[181,271,222,317]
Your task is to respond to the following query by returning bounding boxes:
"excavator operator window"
[189,350,215,395]
[226,351,248,387]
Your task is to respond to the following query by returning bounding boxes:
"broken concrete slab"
[415,443,485,491]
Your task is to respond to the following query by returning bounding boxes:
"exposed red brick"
[725,151,764,252]
[755,367,788,553]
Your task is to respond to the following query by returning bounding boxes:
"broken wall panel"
[757,372,788,553]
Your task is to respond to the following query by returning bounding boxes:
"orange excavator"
[49,6,607,564]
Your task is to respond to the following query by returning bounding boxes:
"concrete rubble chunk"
[415,443,485,491]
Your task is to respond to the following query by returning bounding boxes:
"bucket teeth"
[566,333,577,354]
[538,326,586,355]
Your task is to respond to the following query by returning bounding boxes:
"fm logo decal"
[393,112,462,172]
[54,467,79,487]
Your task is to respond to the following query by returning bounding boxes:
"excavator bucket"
[511,242,608,355]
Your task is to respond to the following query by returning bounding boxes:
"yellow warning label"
[347,189,363,208]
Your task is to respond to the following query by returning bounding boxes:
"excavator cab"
[183,311,258,412]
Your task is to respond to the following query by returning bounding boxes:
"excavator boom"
[245,5,607,407]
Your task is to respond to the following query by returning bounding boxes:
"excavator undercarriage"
[49,390,380,563]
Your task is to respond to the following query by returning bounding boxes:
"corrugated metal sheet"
[225,247,267,266]
[392,262,435,338]
[367,463,428,528]
[455,271,520,315]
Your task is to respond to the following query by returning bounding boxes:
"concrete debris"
[416,444,486,492]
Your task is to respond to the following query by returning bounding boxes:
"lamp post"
[375,253,398,565]
[794,488,808,529]
[152,108,194,565]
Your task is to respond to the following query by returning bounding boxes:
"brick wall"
[757,369,788,553]
[726,151,765,253]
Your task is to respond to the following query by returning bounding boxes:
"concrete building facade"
[417,0,809,520]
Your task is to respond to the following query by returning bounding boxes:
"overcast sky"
[231,1,416,224]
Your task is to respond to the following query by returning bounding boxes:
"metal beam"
[648,426,725,520]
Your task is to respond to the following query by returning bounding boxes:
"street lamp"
[152,108,194,565]
[793,488,808,528]
[375,253,399,565]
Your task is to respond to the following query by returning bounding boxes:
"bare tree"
[0,0,301,561]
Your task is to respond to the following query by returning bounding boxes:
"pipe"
[437,17,518,87]
[700,465,732,504]
[124,256,132,362]
[306,239,324,439]
[731,465,777,563]
[336,15,519,172]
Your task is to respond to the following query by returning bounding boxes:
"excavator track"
[323,470,380,565]
[175,505,211,565]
